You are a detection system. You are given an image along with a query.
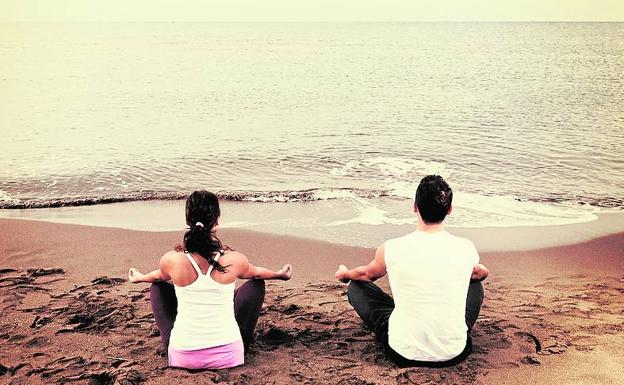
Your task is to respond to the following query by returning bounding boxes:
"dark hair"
[415,175,453,224]
[182,190,229,273]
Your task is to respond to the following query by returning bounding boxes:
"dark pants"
[347,280,484,368]
[150,279,266,353]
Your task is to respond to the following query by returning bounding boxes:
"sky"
[1,0,623,22]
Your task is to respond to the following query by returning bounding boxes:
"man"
[335,175,489,367]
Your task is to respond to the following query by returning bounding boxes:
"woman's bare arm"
[232,251,292,280]
[241,263,292,280]
[128,253,173,283]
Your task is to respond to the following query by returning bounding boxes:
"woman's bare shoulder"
[160,250,186,265]
[222,249,247,260]
[221,250,249,268]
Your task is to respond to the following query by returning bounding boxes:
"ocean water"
[1,22,623,229]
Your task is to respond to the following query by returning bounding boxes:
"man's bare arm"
[335,244,387,283]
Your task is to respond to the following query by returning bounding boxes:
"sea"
[1,22,623,247]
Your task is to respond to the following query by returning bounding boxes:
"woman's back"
[169,252,241,350]
[128,189,292,370]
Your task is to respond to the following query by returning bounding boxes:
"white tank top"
[168,252,242,350]
[385,230,479,361]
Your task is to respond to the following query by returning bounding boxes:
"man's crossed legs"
[347,281,484,367]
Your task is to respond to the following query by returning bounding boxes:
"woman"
[128,190,292,369]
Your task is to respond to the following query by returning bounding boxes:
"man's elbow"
[471,266,489,282]
[365,270,385,282]
[480,265,490,280]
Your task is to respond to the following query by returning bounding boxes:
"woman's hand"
[128,268,145,284]
[335,264,349,283]
[276,264,293,281]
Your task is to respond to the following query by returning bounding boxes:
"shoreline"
[1,217,622,281]
[1,200,622,252]
[1,218,623,385]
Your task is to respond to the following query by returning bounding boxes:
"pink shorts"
[168,340,244,369]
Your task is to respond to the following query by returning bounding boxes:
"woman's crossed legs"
[150,279,266,353]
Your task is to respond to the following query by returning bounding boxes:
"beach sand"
[1,218,623,385]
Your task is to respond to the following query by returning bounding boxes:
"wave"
[2,187,622,231]
[0,188,621,210]
[0,189,388,209]
[0,191,188,209]
[330,157,450,179]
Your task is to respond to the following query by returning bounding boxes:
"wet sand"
[1,218,623,385]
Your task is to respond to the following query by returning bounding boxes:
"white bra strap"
[184,252,204,276]
[207,250,223,275]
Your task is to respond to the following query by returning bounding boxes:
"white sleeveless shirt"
[385,230,479,361]
[168,252,242,350]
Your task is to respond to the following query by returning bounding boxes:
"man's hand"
[471,264,490,282]
[335,264,349,283]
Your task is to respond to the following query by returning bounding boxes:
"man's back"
[385,230,479,361]
[336,175,488,366]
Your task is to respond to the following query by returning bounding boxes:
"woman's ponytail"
[182,191,228,273]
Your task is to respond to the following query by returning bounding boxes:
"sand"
[1,218,623,385]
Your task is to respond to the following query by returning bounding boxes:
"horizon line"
[1,20,623,23]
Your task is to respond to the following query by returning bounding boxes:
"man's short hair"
[415,175,453,224]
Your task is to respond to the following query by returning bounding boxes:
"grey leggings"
[347,280,484,367]
[150,279,265,353]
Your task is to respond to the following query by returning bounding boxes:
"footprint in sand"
[25,336,50,348]
[514,331,542,353]
[520,355,541,365]
[335,377,377,385]
[91,276,126,286]
[87,373,115,385]
[30,315,53,329]
[281,303,302,315]
[26,268,65,277]
[116,369,146,385]
[258,326,294,346]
